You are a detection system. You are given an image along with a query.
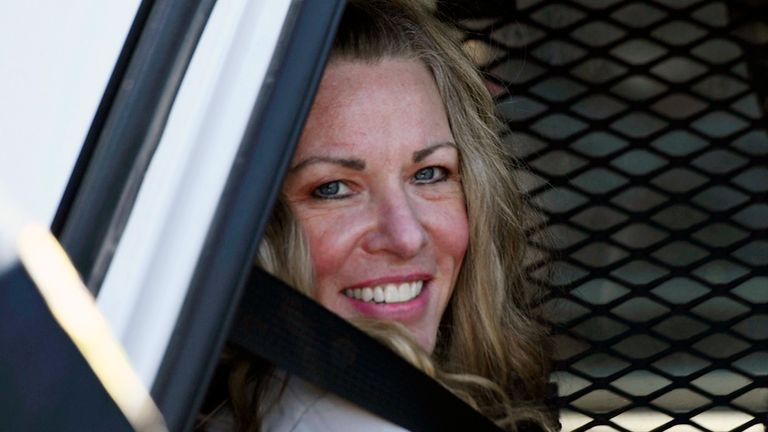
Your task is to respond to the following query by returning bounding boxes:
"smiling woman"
[211,0,556,431]
[282,59,468,352]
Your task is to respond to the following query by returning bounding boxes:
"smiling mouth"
[343,280,424,304]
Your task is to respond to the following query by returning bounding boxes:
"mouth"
[342,280,424,304]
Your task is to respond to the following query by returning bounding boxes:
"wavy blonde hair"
[225,1,555,431]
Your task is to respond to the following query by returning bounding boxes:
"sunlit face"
[282,59,469,353]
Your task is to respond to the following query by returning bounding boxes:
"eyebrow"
[290,142,457,172]
[289,156,366,172]
[413,142,457,163]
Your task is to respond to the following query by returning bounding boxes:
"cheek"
[295,209,363,298]
[449,209,470,259]
[427,198,470,267]
[307,235,340,288]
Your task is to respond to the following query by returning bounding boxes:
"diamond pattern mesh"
[456,1,768,430]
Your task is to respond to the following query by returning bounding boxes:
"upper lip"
[345,273,432,290]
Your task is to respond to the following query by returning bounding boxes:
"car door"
[2,0,344,430]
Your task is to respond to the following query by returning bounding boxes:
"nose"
[362,188,428,259]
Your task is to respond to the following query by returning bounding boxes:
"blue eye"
[414,166,447,183]
[313,181,350,199]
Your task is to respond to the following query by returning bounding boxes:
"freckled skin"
[281,59,469,353]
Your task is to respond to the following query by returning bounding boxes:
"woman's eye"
[414,166,447,183]
[312,181,350,199]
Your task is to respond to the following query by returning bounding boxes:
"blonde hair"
[230,0,555,430]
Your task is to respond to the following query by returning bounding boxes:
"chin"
[408,327,437,354]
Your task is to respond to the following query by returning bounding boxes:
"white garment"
[263,373,410,432]
[204,372,410,432]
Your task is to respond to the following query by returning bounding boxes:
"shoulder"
[264,373,410,432]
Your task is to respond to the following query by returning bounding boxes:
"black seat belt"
[229,268,532,432]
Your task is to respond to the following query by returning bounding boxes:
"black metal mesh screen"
[455,0,768,430]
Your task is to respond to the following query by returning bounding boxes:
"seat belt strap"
[229,268,529,432]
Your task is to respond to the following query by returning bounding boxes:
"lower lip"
[345,282,429,321]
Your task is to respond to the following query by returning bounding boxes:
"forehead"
[296,58,453,157]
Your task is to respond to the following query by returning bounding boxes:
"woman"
[213,0,555,430]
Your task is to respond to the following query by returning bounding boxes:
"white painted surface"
[96,0,293,388]
[0,1,141,224]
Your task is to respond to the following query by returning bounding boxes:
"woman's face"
[282,58,469,353]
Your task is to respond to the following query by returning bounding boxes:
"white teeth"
[374,286,385,302]
[343,280,425,304]
[398,283,410,299]
[362,287,373,301]
[385,284,398,303]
